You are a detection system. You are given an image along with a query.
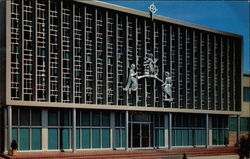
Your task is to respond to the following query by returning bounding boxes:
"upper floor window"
[243,87,250,102]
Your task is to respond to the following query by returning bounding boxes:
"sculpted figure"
[144,53,158,75]
[123,64,138,94]
[162,72,173,101]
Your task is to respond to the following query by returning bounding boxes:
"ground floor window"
[211,115,229,145]
[154,113,165,147]
[212,129,229,145]
[12,108,42,150]
[115,112,126,148]
[172,113,206,146]
[75,110,111,149]
[48,109,71,150]
[172,129,206,146]
[48,128,70,150]
[5,107,235,152]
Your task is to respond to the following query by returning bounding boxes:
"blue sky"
[102,1,250,74]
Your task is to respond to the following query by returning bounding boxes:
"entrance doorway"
[129,123,152,148]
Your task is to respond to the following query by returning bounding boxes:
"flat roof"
[77,0,242,39]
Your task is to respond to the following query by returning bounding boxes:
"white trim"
[6,101,241,115]
[42,109,48,150]
[110,112,115,149]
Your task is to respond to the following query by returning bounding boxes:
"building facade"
[228,74,250,146]
[0,0,244,153]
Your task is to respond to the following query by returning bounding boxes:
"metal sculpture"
[143,53,158,76]
[162,72,173,102]
[123,64,138,94]
[123,53,173,102]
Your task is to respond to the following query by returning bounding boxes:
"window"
[92,112,100,126]
[12,108,18,126]
[48,110,58,126]
[102,112,110,126]
[82,111,90,126]
[32,109,41,126]
[243,87,250,102]
[12,108,42,150]
[20,109,30,126]
[241,117,250,132]
[12,19,20,28]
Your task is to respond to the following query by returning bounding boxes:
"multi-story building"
[0,0,244,153]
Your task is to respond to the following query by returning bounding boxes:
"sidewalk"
[189,155,239,159]
[0,147,239,159]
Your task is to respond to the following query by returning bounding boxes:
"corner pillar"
[125,111,129,150]
[7,106,12,155]
[164,113,169,148]
[168,113,172,150]
[110,112,115,149]
[205,114,209,148]
[237,115,240,146]
[72,108,76,153]
[42,109,48,150]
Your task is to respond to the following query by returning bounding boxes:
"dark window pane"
[48,110,58,126]
[243,87,250,102]
[76,110,80,126]
[115,113,120,126]
[12,108,18,126]
[154,115,159,127]
[176,114,182,127]
[159,114,164,127]
[20,109,30,126]
[183,114,189,127]
[32,109,41,126]
[121,113,125,127]
[60,110,69,126]
[82,111,90,126]
[102,112,110,126]
[196,115,203,127]
[92,112,100,126]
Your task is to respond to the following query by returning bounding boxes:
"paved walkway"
[1,147,239,159]
[189,155,239,159]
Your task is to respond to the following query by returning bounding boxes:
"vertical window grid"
[179,28,184,108]
[136,20,143,106]
[36,0,47,101]
[186,29,192,109]
[127,18,134,106]
[107,14,115,105]
[215,36,221,110]
[193,31,200,109]
[11,0,22,100]
[117,15,125,105]
[154,24,160,107]
[74,7,83,104]
[208,34,214,110]
[170,26,177,108]
[62,4,72,103]
[201,33,207,109]
[145,22,152,107]
[96,11,104,104]
[163,25,171,108]
[85,8,94,104]
[49,1,60,102]
[23,0,35,101]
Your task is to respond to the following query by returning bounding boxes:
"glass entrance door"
[132,124,140,147]
[141,124,150,147]
[130,123,151,148]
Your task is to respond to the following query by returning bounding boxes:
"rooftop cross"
[148,3,158,14]
[148,3,158,21]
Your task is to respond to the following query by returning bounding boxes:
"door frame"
[129,121,152,149]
